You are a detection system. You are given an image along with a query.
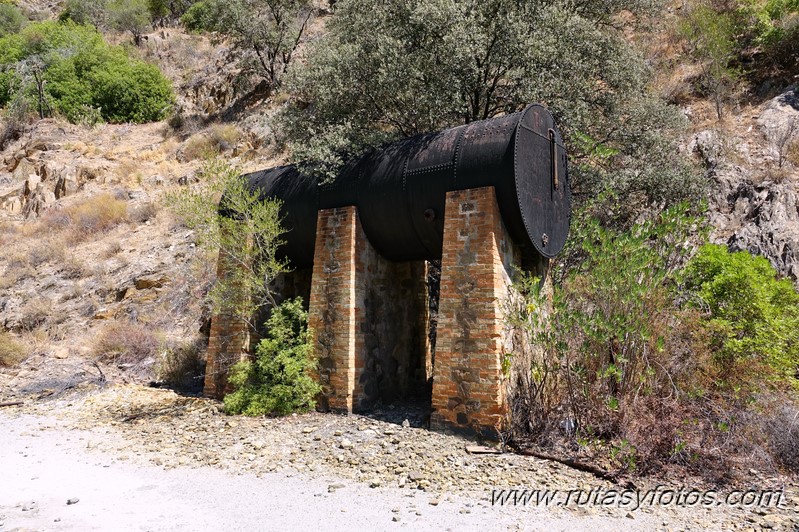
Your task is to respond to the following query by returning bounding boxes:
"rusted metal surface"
[242,104,570,269]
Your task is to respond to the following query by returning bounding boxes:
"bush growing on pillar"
[223,297,320,416]
[167,157,290,328]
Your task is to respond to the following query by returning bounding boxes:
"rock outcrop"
[694,87,799,281]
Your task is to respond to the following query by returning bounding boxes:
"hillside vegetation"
[0,0,797,484]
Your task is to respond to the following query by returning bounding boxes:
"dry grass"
[93,320,160,366]
[0,221,20,248]
[157,336,206,392]
[18,297,52,331]
[27,238,67,267]
[115,159,143,184]
[0,332,27,367]
[181,124,242,161]
[39,193,128,243]
[129,202,160,224]
[60,255,89,279]
[761,401,799,471]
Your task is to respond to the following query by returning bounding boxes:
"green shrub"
[0,20,173,123]
[507,203,709,471]
[224,297,320,416]
[0,3,26,37]
[681,243,799,386]
[738,0,799,46]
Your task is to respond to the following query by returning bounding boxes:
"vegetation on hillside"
[182,0,313,92]
[278,0,702,219]
[510,204,799,475]
[167,158,289,328]
[0,20,173,126]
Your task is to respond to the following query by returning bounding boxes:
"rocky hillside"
[695,88,799,281]
[0,23,286,397]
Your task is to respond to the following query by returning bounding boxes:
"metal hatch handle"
[548,128,559,190]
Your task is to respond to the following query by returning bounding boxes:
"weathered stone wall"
[308,206,429,413]
[430,186,520,436]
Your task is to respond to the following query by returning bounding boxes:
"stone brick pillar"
[308,206,362,412]
[308,206,429,413]
[203,249,252,399]
[431,186,520,437]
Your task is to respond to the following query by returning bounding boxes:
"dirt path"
[1,414,657,532]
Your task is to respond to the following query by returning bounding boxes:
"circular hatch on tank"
[513,105,571,258]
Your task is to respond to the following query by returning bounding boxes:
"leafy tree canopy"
[278,0,703,215]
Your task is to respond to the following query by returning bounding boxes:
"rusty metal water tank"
[245,104,570,269]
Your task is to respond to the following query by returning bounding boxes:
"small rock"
[302,427,314,434]
[369,479,382,488]
[429,499,440,506]
[340,439,353,449]
[134,276,168,290]
[392,516,401,522]
[409,471,424,482]
[402,419,410,428]
[66,498,79,505]
[625,512,634,519]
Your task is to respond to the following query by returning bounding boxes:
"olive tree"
[182,0,313,92]
[278,0,702,214]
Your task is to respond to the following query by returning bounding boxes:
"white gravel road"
[0,413,670,532]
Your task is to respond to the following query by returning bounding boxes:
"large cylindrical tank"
[244,104,570,269]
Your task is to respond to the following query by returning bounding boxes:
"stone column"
[308,206,362,412]
[431,186,520,437]
[203,248,252,399]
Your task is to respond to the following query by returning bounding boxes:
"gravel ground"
[1,384,798,531]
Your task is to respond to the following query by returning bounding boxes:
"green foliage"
[0,20,173,123]
[277,0,702,215]
[182,0,312,89]
[107,0,150,44]
[62,0,151,44]
[681,244,799,386]
[0,3,25,37]
[224,297,320,416]
[738,0,799,46]
[147,0,196,25]
[166,157,290,324]
[508,203,703,441]
[679,3,740,119]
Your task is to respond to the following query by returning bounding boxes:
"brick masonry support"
[203,248,252,399]
[308,206,429,413]
[431,186,520,437]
